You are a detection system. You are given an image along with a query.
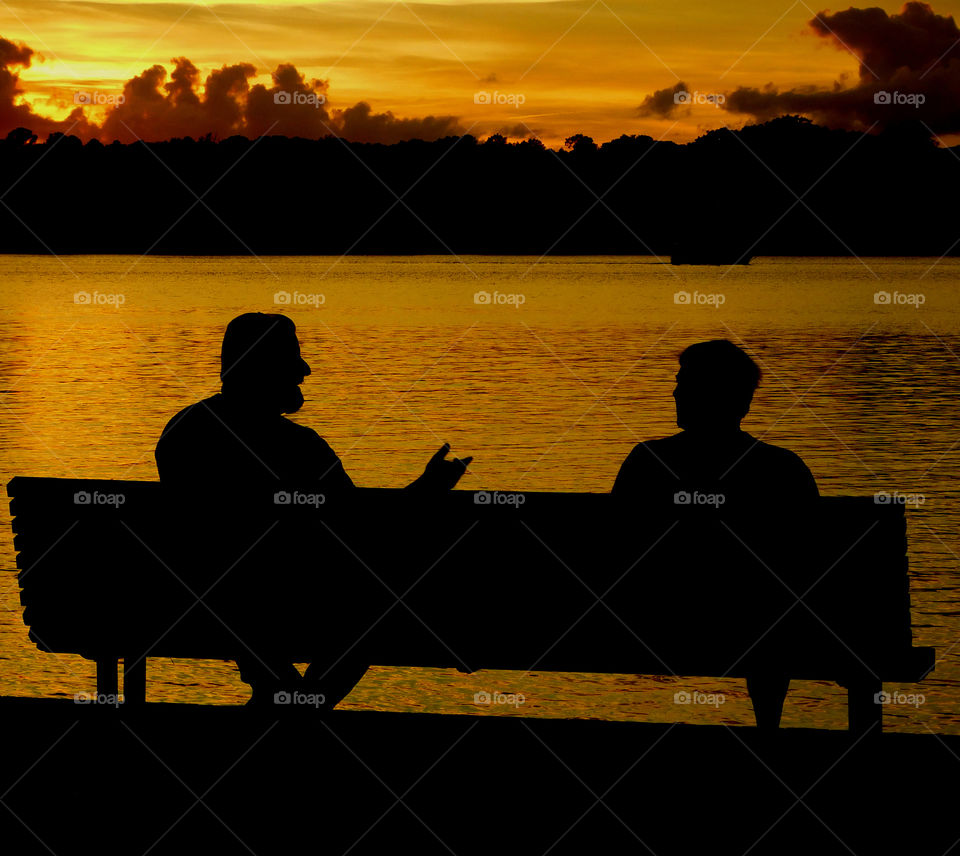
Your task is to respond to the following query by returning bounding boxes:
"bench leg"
[747,675,790,730]
[847,678,882,735]
[123,655,147,705]
[96,658,119,700]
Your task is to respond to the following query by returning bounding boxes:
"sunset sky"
[0,0,956,146]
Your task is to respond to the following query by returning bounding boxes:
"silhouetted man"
[612,339,818,503]
[156,312,472,705]
[611,339,819,727]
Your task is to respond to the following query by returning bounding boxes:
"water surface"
[1,255,957,732]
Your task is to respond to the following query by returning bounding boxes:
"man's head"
[673,340,761,432]
[220,313,311,413]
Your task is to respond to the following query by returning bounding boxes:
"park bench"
[7,476,935,733]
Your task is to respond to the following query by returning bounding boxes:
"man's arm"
[311,433,356,490]
[310,438,471,492]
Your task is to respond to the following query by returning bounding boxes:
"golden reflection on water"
[1,255,959,732]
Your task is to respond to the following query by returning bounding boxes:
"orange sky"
[0,0,955,146]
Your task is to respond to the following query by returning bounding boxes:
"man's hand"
[408,443,473,491]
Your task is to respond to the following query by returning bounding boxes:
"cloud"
[808,1,960,82]
[332,101,463,145]
[720,2,960,133]
[0,36,100,141]
[637,81,689,119]
[0,36,462,144]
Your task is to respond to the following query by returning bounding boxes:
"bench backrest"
[8,477,916,680]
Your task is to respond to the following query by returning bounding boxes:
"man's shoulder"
[630,431,806,462]
[740,433,809,467]
[623,433,687,468]
[160,395,222,435]
[163,398,325,441]
[616,434,684,484]
[628,433,684,455]
[738,433,819,496]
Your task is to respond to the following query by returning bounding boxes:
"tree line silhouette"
[0,116,951,256]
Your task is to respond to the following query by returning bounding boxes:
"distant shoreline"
[0,118,953,258]
[0,252,955,259]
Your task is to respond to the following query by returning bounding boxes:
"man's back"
[612,430,819,505]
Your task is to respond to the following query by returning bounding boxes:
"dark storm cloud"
[721,2,960,133]
[0,38,462,144]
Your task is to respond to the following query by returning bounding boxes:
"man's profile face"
[270,332,311,414]
[229,329,311,414]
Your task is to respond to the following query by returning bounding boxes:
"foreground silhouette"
[155,312,471,705]
[612,339,819,726]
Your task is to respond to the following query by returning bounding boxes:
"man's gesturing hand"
[410,443,473,491]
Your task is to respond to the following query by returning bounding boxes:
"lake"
[1,254,957,732]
